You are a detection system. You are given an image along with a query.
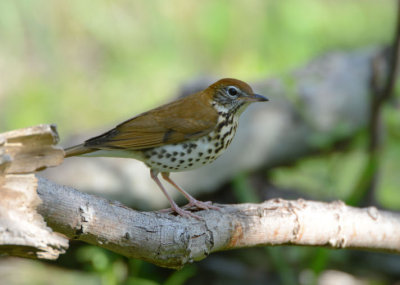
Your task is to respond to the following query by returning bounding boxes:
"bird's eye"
[227,86,239,97]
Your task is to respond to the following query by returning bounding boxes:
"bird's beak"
[240,93,269,102]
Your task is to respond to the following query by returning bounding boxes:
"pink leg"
[150,170,202,220]
[161,172,220,211]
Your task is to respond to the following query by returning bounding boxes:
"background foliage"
[0,0,394,136]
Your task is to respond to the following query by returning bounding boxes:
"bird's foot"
[182,199,221,211]
[158,205,203,220]
[157,200,220,220]
[173,206,204,220]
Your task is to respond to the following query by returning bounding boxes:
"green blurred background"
[0,0,394,136]
[1,0,399,284]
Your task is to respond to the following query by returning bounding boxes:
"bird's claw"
[157,200,220,220]
[157,206,203,220]
[182,199,221,211]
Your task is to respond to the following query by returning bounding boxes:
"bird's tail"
[64,144,94,157]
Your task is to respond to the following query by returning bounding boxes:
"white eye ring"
[227,86,239,97]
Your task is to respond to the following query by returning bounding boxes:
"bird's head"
[206,78,268,115]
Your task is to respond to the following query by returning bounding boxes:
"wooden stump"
[0,125,68,259]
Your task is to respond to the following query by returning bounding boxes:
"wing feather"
[84,91,218,150]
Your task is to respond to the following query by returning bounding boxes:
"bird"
[65,78,268,219]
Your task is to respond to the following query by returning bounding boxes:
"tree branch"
[1,124,400,268]
[37,176,400,269]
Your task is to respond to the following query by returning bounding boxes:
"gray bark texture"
[36,176,400,269]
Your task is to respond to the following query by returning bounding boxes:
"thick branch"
[37,176,400,269]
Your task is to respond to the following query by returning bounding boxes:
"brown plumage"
[65,78,268,219]
[72,88,218,153]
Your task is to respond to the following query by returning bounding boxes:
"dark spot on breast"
[208,149,212,154]
[173,151,178,156]
[215,145,225,153]
[198,152,203,157]
[163,164,168,168]
[158,154,163,159]
[216,121,227,132]
[188,158,193,162]
[183,143,188,149]
[151,151,157,155]
[180,152,185,156]
[171,157,176,162]
[179,160,184,164]
[214,142,219,147]
[161,149,166,154]
[196,158,200,161]
[166,153,171,158]
[221,130,233,143]
[188,163,193,167]
[205,156,210,160]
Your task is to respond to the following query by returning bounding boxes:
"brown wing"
[84,91,218,150]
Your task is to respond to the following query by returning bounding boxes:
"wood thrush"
[65,78,268,219]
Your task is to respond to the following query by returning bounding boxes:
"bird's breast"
[143,113,239,172]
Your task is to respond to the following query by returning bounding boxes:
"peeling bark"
[0,125,68,259]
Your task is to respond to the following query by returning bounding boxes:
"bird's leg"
[150,170,202,220]
[161,172,220,211]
